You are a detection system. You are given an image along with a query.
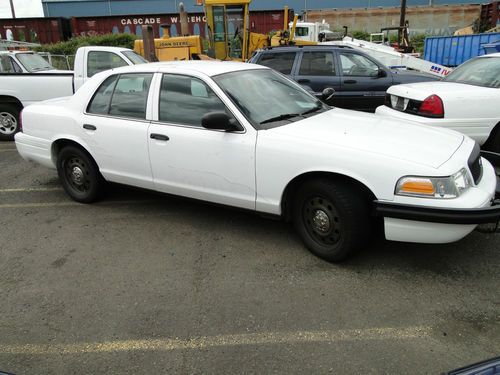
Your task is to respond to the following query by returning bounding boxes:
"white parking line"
[0,326,431,355]
[0,187,62,193]
[0,149,16,152]
[0,200,153,209]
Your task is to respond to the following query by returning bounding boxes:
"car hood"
[267,108,464,169]
[387,81,491,101]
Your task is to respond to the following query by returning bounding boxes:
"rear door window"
[299,51,336,76]
[108,73,153,119]
[87,73,153,119]
[256,52,296,75]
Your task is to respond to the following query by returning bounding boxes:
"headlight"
[395,168,473,199]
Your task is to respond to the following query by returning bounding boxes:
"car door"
[148,73,257,210]
[81,72,154,189]
[338,51,393,111]
[293,50,341,106]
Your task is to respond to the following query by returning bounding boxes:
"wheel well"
[483,121,500,150]
[51,139,94,166]
[281,172,377,222]
[0,96,23,110]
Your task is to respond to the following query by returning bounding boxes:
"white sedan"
[376,53,500,152]
[15,61,500,262]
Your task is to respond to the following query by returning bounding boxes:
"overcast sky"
[0,0,44,18]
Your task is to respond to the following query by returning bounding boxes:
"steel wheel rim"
[302,195,341,246]
[64,156,91,193]
[0,112,17,135]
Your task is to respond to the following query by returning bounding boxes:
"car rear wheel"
[57,145,103,203]
[0,103,21,141]
[292,179,371,262]
[489,127,500,154]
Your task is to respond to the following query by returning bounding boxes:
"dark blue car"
[249,45,438,112]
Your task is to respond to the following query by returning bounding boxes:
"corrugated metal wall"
[41,0,484,17]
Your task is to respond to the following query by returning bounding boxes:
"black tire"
[292,179,371,262]
[56,145,103,203]
[0,103,21,141]
[488,128,500,153]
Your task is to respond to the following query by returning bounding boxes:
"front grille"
[468,142,483,184]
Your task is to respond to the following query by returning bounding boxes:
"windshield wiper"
[301,102,324,116]
[260,113,302,125]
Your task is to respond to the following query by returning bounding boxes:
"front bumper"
[373,199,500,225]
[374,152,500,243]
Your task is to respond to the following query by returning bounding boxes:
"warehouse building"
[42,0,483,17]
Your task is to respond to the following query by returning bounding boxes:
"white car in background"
[376,53,500,152]
[14,61,500,262]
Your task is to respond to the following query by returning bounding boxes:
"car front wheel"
[57,145,103,203]
[292,179,371,262]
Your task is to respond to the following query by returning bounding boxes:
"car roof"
[258,45,353,53]
[0,50,32,55]
[111,60,268,77]
[79,46,132,52]
[478,52,500,58]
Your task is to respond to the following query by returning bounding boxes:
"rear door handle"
[150,133,169,141]
[297,79,310,84]
[83,124,96,131]
[344,79,357,84]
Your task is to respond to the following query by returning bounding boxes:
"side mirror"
[321,87,335,101]
[201,112,239,131]
[378,69,388,78]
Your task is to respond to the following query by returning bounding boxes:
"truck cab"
[0,51,57,73]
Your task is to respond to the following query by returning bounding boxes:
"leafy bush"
[350,30,371,41]
[35,33,136,56]
[410,33,429,54]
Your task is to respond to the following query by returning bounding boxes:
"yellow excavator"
[134,0,316,62]
[204,0,317,61]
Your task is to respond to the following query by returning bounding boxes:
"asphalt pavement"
[0,141,499,374]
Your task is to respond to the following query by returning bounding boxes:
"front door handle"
[344,79,357,84]
[83,124,96,131]
[150,133,169,141]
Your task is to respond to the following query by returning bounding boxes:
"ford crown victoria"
[376,53,500,152]
[15,61,500,261]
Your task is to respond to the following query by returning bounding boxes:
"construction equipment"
[204,1,320,61]
[134,2,206,61]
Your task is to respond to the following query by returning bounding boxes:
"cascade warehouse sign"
[120,16,207,26]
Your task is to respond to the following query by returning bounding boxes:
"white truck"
[291,21,341,43]
[0,46,147,141]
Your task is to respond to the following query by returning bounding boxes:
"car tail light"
[418,94,444,118]
[384,93,391,107]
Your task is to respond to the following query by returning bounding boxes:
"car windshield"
[122,51,148,65]
[16,53,54,72]
[443,56,500,88]
[213,69,326,128]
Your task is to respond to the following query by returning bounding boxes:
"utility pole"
[9,0,16,18]
[398,0,406,47]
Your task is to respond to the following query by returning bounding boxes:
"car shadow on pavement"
[101,182,497,275]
